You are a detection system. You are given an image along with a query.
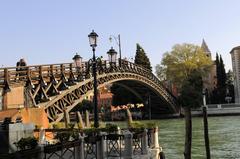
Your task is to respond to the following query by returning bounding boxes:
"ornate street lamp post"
[107,47,117,66]
[72,53,83,82]
[72,53,82,68]
[109,34,122,66]
[88,30,99,128]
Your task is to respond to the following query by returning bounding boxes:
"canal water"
[158,116,240,159]
[114,116,240,159]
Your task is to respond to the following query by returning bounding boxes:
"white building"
[230,46,240,103]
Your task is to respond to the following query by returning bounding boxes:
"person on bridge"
[16,58,27,80]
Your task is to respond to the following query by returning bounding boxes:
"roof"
[201,39,211,53]
[230,46,240,54]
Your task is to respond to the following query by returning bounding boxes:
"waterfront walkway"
[191,103,240,116]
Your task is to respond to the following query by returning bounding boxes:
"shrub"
[129,121,145,133]
[105,123,118,133]
[145,122,157,129]
[14,137,38,150]
[55,132,71,143]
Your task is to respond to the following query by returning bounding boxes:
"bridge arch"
[0,60,178,123]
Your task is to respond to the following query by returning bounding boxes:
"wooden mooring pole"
[203,106,211,159]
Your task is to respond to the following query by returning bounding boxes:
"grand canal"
[115,116,240,159]
[158,116,240,159]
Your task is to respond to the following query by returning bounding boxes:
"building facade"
[230,46,240,103]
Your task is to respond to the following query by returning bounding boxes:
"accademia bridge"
[0,58,179,123]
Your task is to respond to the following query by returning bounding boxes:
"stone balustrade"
[0,122,162,159]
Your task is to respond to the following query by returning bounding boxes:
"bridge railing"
[0,59,178,111]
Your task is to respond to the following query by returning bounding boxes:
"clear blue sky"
[1,0,240,71]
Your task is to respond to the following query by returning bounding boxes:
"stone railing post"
[74,136,84,159]
[148,127,161,159]
[153,126,159,148]
[37,145,45,159]
[141,129,148,155]
[96,135,105,159]
[38,127,46,145]
[123,130,133,159]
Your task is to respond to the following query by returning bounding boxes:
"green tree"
[158,43,212,159]
[158,43,212,89]
[134,43,152,70]
[211,53,227,103]
[219,55,227,88]
[155,64,167,81]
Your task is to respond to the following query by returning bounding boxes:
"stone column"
[38,127,46,145]
[153,126,159,148]
[150,127,161,159]
[37,145,45,159]
[123,130,133,159]
[96,135,105,159]
[74,136,84,159]
[141,129,148,155]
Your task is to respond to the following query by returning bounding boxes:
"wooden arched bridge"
[0,59,178,122]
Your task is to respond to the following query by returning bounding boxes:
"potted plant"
[83,128,102,144]
[14,137,38,151]
[55,132,71,143]
[45,131,77,153]
[105,123,118,134]
[14,137,40,158]
[105,123,122,141]
[129,121,145,134]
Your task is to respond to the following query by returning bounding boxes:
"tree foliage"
[157,43,212,90]
[218,55,227,88]
[180,71,203,108]
[155,64,167,81]
[134,43,152,70]
[210,53,230,104]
